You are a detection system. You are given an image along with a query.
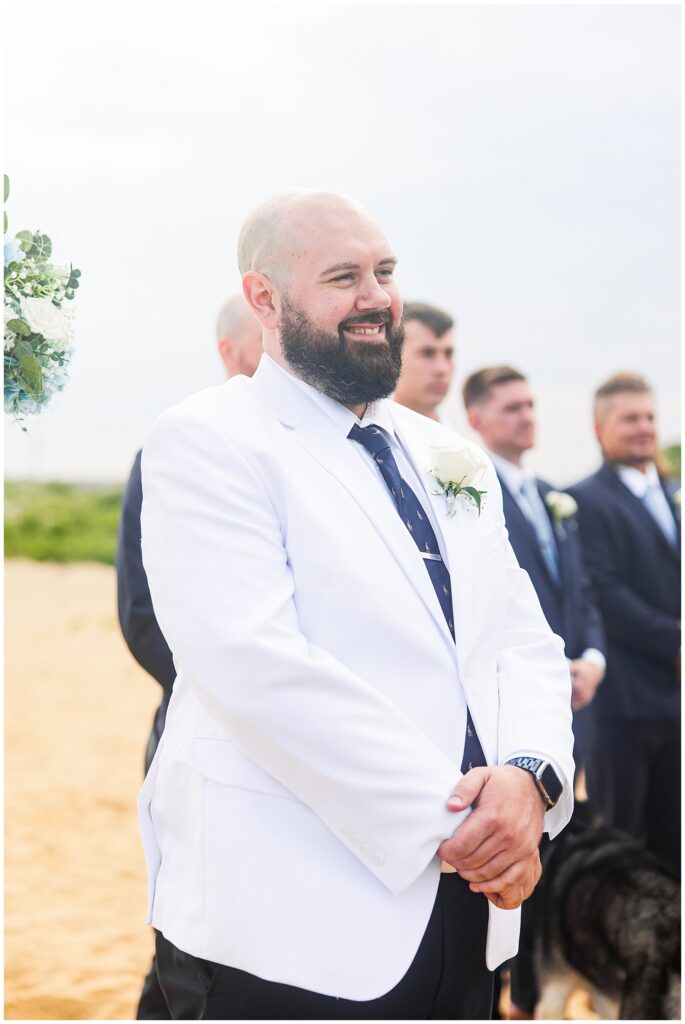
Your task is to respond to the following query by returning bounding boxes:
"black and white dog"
[524,802,680,1019]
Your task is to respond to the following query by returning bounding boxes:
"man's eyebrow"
[320,257,398,277]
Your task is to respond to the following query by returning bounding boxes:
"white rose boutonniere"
[545,490,578,526]
[429,445,488,517]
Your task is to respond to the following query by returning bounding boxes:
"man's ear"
[218,338,234,376]
[593,418,603,444]
[243,272,280,331]
[466,407,480,432]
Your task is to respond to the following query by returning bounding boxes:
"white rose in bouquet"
[21,296,69,342]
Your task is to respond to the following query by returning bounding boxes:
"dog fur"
[529,803,681,1019]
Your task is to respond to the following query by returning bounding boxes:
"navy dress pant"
[155,874,493,1020]
[587,715,680,877]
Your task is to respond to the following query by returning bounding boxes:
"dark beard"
[279,297,404,406]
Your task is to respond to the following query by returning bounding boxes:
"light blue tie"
[519,478,561,584]
[642,482,678,548]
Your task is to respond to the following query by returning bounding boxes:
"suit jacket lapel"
[661,478,681,558]
[602,464,680,564]
[249,362,458,661]
[390,411,479,679]
[498,475,561,590]
[536,481,568,589]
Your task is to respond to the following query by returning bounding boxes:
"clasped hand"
[437,765,545,910]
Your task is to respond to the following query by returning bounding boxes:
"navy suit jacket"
[569,463,680,720]
[116,449,173,744]
[498,474,606,662]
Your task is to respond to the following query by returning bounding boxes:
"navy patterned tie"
[349,423,486,773]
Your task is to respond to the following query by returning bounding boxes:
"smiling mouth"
[343,323,387,340]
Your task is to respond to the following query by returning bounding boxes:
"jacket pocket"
[176,736,296,801]
[477,526,505,554]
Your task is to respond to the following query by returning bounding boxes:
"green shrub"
[662,443,681,480]
[5,482,124,564]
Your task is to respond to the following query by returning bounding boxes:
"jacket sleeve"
[141,409,468,896]
[116,450,176,694]
[570,489,680,660]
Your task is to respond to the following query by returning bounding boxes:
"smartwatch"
[505,756,563,809]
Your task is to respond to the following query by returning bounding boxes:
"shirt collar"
[617,461,659,498]
[264,354,398,441]
[488,451,530,494]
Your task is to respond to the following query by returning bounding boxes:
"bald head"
[215,293,263,379]
[237,189,374,290]
[238,189,403,409]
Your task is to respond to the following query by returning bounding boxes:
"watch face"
[540,763,562,806]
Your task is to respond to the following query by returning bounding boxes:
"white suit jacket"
[138,354,574,1000]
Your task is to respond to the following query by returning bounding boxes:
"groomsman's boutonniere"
[545,490,578,527]
[429,445,488,517]
[673,489,681,508]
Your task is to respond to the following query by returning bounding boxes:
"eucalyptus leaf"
[462,486,483,514]
[7,319,32,338]
[3,174,9,202]
[66,267,81,291]
[14,341,43,400]
[19,363,44,400]
[37,234,53,259]
[16,230,33,254]
[3,211,7,233]
[25,232,53,260]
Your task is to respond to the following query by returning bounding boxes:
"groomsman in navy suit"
[463,366,606,760]
[569,373,680,877]
[463,365,607,1018]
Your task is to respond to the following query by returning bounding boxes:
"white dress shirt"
[270,357,450,563]
[617,462,678,548]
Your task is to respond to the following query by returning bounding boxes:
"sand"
[5,560,159,1020]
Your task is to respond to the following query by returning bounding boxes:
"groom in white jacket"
[139,189,574,1019]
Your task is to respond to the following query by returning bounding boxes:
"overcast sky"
[4,1,680,485]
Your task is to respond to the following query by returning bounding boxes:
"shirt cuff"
[580,648,606,673]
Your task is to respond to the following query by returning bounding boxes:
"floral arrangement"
[4,175,81,423]
[429,444,488,516]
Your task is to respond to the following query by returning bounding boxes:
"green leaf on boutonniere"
[462,486,484,514]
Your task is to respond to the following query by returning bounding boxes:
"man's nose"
[355,273,392,310]
[435,354,452,378]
